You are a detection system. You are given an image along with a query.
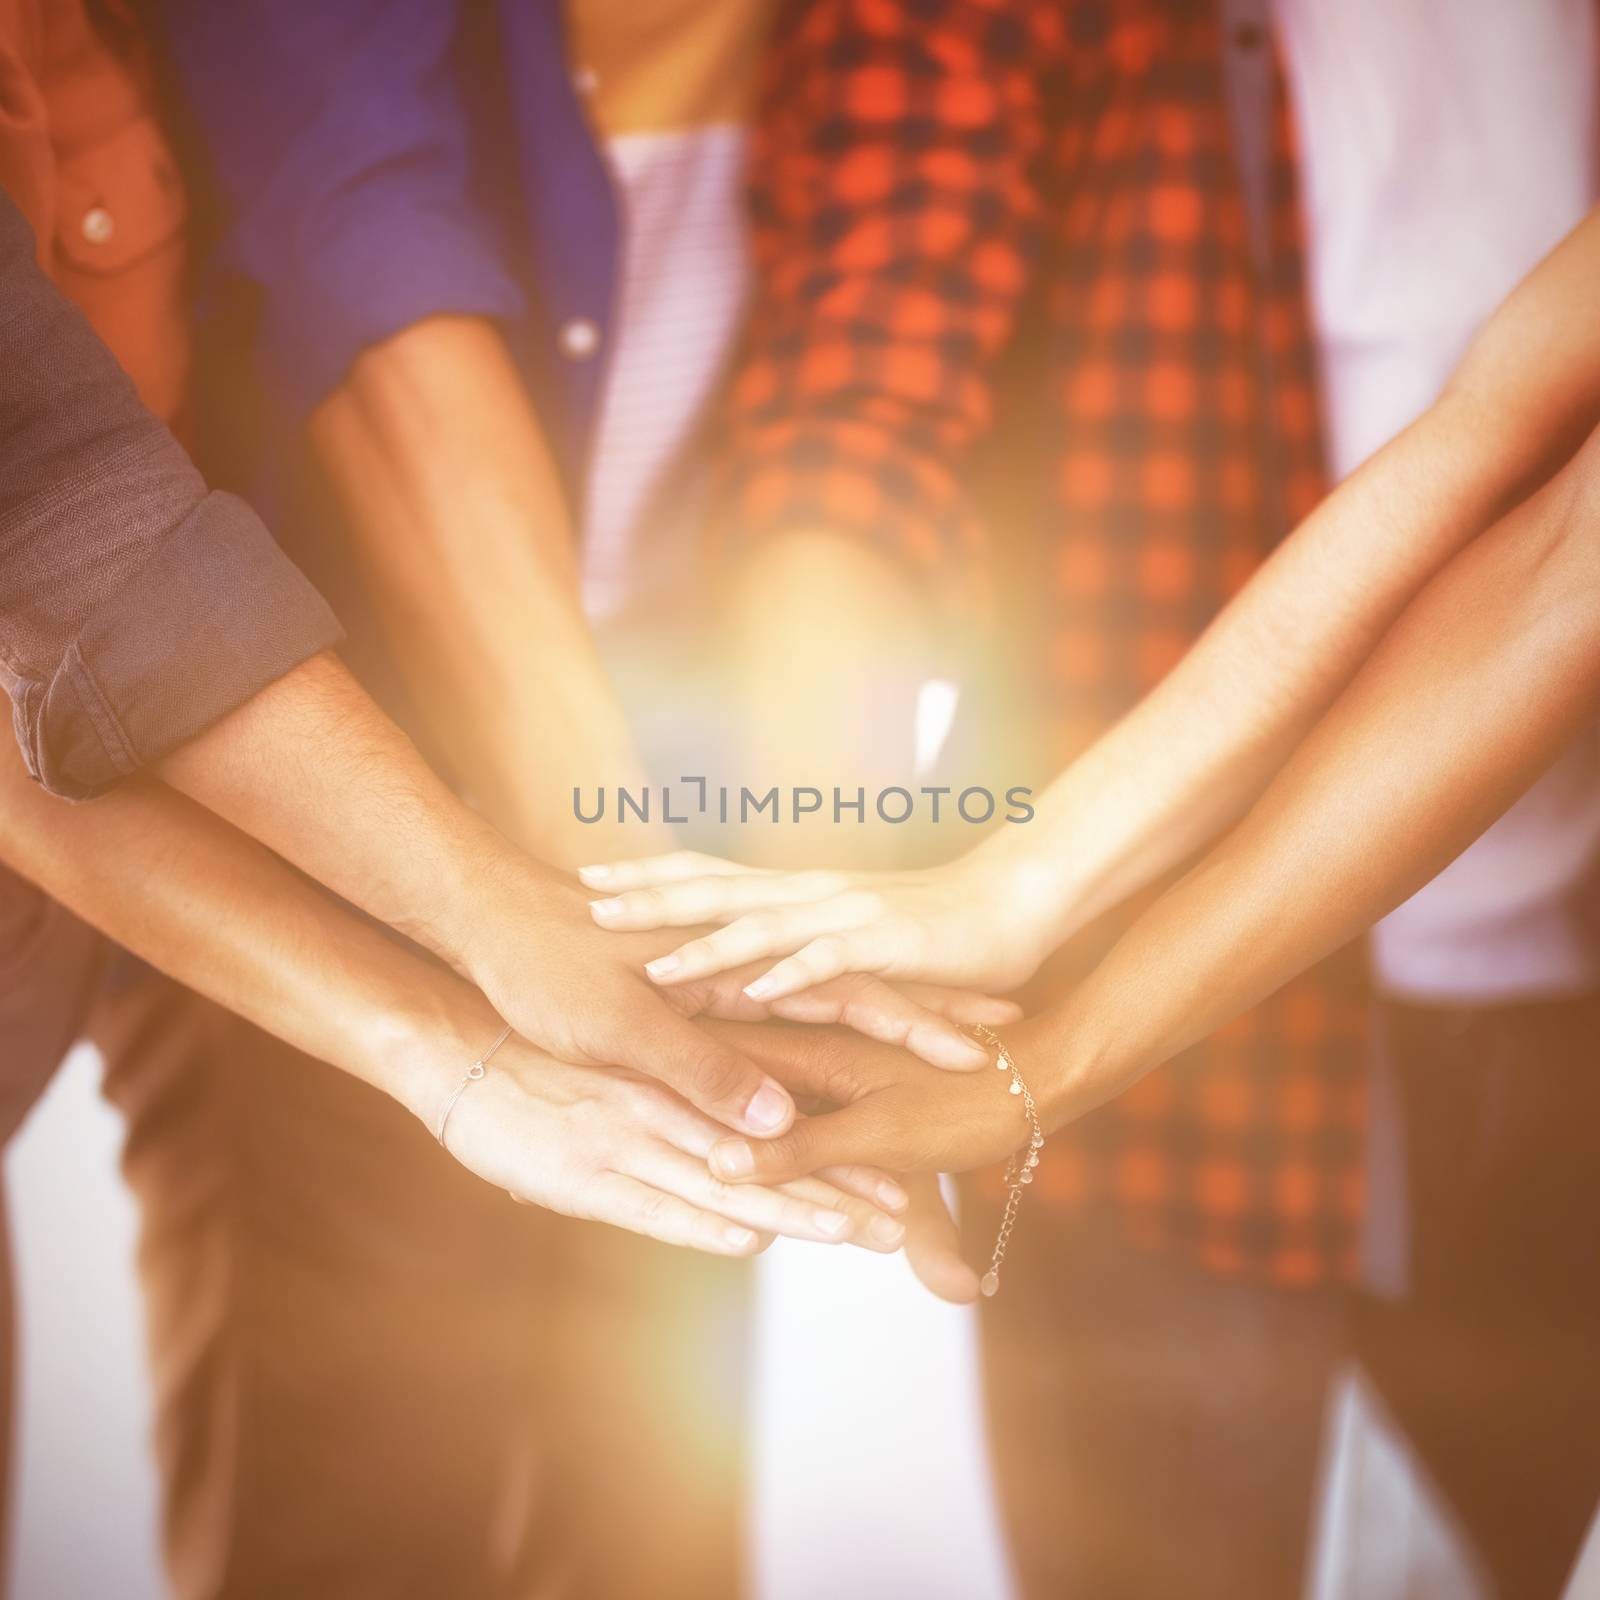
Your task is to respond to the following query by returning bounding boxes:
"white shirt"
[1274,0,1600,1002]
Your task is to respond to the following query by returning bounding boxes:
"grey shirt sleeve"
[0,189,343,799]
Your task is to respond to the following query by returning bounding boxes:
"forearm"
[983,207,1600,949]
[154,648,523,972]
[1031,438,1600,1124]
[308,315,657,863]
[719,531,937,868]
[983,398,1496,929]
[0,736,492,1122]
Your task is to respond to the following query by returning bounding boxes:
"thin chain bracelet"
[969,1022,1045,1298]
[434,1022,514,1145]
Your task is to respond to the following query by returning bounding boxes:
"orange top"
[0,0,189,426]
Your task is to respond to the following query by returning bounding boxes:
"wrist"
[351,961,504,1128]
[999,1001,1132,1137]
[964,829,1074,973]
[416,823,545,980]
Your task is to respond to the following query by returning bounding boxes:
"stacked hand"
[435,1028,917,1258]
[578,841,1059,1000]
[505,847,1081,1302]
[406,851,1029,1294]
[451,859,1022,1131]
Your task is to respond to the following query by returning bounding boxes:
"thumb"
[620,1009,795,1138]
[901,1173,980,1303]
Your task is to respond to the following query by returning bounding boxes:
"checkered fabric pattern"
[722,0,1369,1285]
[712,0,1060,621]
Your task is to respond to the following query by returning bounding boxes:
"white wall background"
[5,1046,162,1600]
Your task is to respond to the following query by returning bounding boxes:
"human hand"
[443,859,1021,1141]
[429,1024,914,1256]
[689,1020,1046,1188]
[896,1173,984,1305]
[580,839,1058,1000]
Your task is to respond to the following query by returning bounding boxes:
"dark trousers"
[974,1208,1344,1600]
[1355,994,1600,1600]
[2,865,750,1600]
[100,965,751,1600]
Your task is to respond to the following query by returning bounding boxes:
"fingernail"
[589,897,625,920]
[723,1225,758,1251]
[869,1215,907,1247]
[645,955,681,980]
[712,1139,755,1178]
[578,865,611,885]
[743,1083,791,1132]
[742,975,778,1002]
[877,1179,910,1213]
[814,1209,851,1238]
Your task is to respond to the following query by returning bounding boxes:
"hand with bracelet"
[692,1015,1076,1302]
[406,1010,920,1259]
[679,386,1600,1284]
[11,615,1008,1258]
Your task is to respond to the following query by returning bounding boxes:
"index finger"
[578,850,753,891]
[588,869,849,932]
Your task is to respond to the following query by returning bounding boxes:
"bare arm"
[307,315,662,864]
[589,206,1600,996]
[155,648,519,967]
[1029,424,1600,1118]
[683,422,1600,1189]
[992,205,1600,948]
[0,737,907,1252]
[155,645,1001,1105]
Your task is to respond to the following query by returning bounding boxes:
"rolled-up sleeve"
[0,194,343,799]
[157,0,524,418]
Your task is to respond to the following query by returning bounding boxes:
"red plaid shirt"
[720,0,1369,1286]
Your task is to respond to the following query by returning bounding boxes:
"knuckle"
[764,955,806,990]
[818,1058,862,1109]
[836,890,883,923]
[806,934,850,971]
[628,888,663,918]
[833,991,881,1036]
[658,981,702,1018]
[686,1047,754,1105]
[773,1125,812,1168]
[741,910,782,943]
[616,1076,662,1120]
[797,870,847,897]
